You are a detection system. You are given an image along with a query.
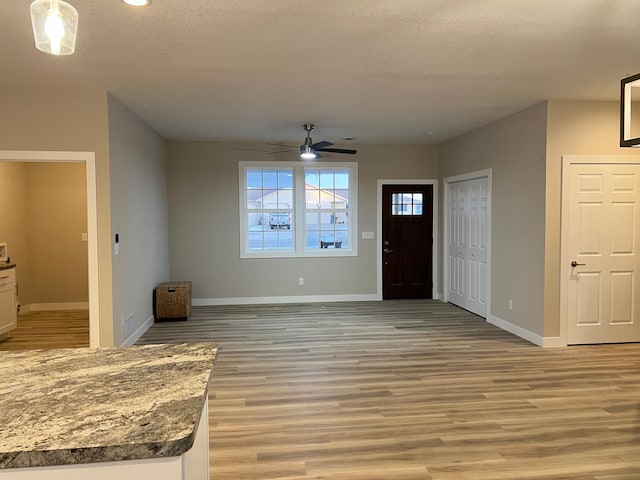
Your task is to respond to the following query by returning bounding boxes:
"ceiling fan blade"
[266,148,299,154]
[317,148,357,155]
[311,140,333,150]
[226,147,273,152]
[267,142,297,148]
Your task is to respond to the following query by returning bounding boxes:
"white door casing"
[0,151,100,347]
[444,171,490,318]
[563,158,640,344]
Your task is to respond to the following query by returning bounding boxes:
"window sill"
[241,248,357,259]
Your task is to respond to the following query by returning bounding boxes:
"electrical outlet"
[298,277,304,286]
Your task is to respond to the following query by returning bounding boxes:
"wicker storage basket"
[153,281,192,321]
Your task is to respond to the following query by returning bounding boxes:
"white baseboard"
[121,315,154,347]
[193,293,381,306]
[487,314,545,347]
[486,315,567,347]
[540,336,567,348]
[20,302,89,314]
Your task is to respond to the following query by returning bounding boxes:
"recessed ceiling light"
[123,0,151,6]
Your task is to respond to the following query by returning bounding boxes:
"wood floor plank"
[0,310,89,350]
[137,300,640,479]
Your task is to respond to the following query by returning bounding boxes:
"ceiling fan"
[260,124,357,159]
[297,123,357,159]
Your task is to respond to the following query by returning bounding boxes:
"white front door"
[447,177,488,317]
[566,162,640,344]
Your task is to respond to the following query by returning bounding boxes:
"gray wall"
[167,142,438,301]
[108,95,170,345]
[439,102,548,335]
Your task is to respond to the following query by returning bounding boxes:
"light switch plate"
[361,232,375,239]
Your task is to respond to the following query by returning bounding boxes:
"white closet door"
[447,178,488,317]
[448,182,466,308]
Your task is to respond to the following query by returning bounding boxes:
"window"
[240,161,357,258]
[245,168,294,252]
[392,192,423,216]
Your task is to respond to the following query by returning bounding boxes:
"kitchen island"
[0,342,217,480]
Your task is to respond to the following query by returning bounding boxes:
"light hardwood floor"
[0,310,89,351]
[137,300,640,480]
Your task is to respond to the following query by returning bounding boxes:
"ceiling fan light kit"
[298,123,357,160]
[300,145,317,160]
[30,0,78,56]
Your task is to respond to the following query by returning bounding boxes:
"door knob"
[570,261,586,267]
[383,248,394,254]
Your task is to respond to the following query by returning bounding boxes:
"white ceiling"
[1,0,638,145]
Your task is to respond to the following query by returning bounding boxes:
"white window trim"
[239,161,358,258]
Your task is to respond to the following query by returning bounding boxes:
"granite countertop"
[0,263,15,271]
[0,342,218,469]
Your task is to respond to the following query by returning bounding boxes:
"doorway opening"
[0,151,99,347]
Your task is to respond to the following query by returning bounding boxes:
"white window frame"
[239,161,358,258]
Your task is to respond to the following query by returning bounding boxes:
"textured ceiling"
[1,0,638,145]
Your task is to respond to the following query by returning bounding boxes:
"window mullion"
[294,165,306,253]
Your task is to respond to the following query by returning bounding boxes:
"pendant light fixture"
[30,0,78,56]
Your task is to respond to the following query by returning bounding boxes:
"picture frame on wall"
[620,73,640,147]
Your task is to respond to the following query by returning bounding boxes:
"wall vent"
[123,313,135,338]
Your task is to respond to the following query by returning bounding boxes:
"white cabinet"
[0,267,16,336]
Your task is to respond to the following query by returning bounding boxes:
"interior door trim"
[376,179,439,300]
[443,169,492,318]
